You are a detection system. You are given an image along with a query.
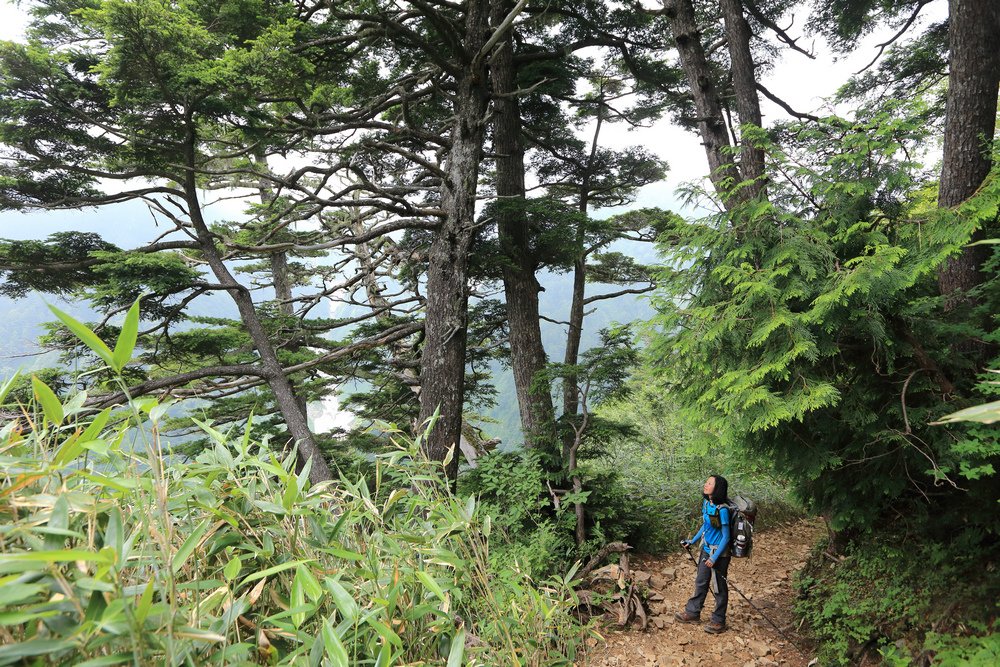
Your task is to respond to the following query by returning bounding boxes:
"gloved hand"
[680,539,691,548]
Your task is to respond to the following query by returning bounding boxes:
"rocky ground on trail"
[581,518,825,667]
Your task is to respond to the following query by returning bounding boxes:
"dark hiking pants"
[684,550,731,624]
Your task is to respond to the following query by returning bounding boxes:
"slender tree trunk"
[720,0,765,200]
[256,153,310,420]
[254,153,309,423]
[353,212,489,467]
[569,391,590,547]
[183,132,333,484]
[937,0,1000,307]
[490,0,556,448]
[270,248,310,419]
[561,256,586,426]
[562,101,604,455]
[663,0,740,204]
[417,0,491,482]
[270,250,294,316]
[253,149,294,319]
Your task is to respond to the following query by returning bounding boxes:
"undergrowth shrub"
[921,628,1000,665]
[795,535,1000,665]
[458,450,573,577]
[0,307,590,666]
[592,386,804,553]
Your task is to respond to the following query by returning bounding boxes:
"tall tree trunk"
[937,0,1000,307]
[663,0,740,205]
[561,104,604,438]
[269,245,310,419]
[720,0,765,200]
[561,256,586,425]
[560,103,606,546]
[184,132,333,484]
[353,211,489,467]
[490,0,556,448]
[417,0,491,482]
[270,250,294,316]
[256,158,310,419]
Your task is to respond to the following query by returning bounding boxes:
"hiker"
[675,474,732,634]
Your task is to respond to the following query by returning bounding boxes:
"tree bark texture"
[270,250,294,316]
[417,0,491,482]
[490,0,556,447]
[937,0,1000,305]
[663,0,740,204]
[256,151,309,418]
[720,0,766,200]
[562,256,586,423]
[561,105,605,442]
[185,134,333,484]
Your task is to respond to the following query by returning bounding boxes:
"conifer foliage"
[648,105,1000,528]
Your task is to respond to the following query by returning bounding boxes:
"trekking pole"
[682,544,809,659]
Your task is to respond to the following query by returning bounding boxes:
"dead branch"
[578,542,632,581]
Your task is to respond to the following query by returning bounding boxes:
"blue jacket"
[688,499,730,562]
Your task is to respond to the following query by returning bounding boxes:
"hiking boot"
[704,620,727,634]
[674,611,700,624]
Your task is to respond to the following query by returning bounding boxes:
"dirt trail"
[582,518,824,667]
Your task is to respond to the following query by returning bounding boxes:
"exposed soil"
[581,518,825,667]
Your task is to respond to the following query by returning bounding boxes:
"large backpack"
[726,495,757,558]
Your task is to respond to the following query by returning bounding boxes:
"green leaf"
[415,570,446,602]
[44,496,70,551]
[326,548,364,562]
[32,375,64,426]
[134,580,155,624]
[323,578,359,623]
[0,639,75,661]
[0,371,19,405]
[104,507,125,564]
[192,417,229,446]
[0,584,47,606]
[112,298,141,372]
[0,549,113,564]
[291,568,307,628]
[48,304,114,368]
[374,644,392,667]
[148,401,173,424]
[296,564,323,601]
[74,656,133,667]
[0,609,60,625]
[240,559,314,585]
[77,472,138,493]
[172,520,210,573]
[447,629,466,667]
[53,434,86,466]
[932,400,1000,425]
[282,477,300,512]
[321,621,350,667]
[80,440,112,457]
[251,500,287,515]
[223,556,242,581]
[366,618,403,649]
